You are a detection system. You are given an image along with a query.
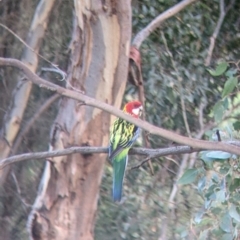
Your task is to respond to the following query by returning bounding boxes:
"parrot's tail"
[112,155,128,202]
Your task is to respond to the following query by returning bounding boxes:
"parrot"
[109,101,143,202]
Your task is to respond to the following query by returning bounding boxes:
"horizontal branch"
[0,145,194,169]
[1,57,240,156]
[1,141,240,169]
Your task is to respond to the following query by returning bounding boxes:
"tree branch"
[1,141,240,169]
[0,23,64,72]
[0,146,191,168]
[205,0,236,66]
[131,146,194,170]
[132,0,199,49]
[11,94,60,155]
[1,57,240,155]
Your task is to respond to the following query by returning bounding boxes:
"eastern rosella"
[109,101,143,202]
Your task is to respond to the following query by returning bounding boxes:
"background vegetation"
[0,0,240,239]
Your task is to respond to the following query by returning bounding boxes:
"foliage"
[0,0,240,239]
[97,1,240,239]
[179,62,240,239]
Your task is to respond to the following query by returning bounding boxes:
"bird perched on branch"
[109,101,143,202]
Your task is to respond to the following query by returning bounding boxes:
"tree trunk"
[0,0,56,183]
[0,0,56,238]
[28,1,131,239]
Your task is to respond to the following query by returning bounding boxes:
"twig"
[198,100,206,132]
[11,94,60,155]
[132,0,198,48]
[11,171,31,213]
[168,99,218,211]
[131,146,193,170]
[1,58,240,155]
[205,0,236,66]
[167,100,218,211]
[168,154,189,209]
[0,23,65,75]
[41,68,67,81]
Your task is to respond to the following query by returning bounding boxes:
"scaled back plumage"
[109,101,142,202]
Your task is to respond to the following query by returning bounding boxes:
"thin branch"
[0,23,64,73]
[198,100,207,132]
[168,154,189,209]
[132,0,199,48]
[0,146,188,169]
[11,171,31,212]
[1,58,240,155]
[11,94,60,155]
[0,24,36,57]
[41,68,67,81]
[168,104,211,210]
[205,0,236,66]
[131,145,194,170]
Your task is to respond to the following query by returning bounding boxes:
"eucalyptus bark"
[28,1,131,239]
[0,0,56,184]
[0,0,55,238]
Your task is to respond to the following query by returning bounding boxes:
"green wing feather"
[109,118,139,201]
[109,119,138,159]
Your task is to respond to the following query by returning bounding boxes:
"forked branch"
[1,57,240,155]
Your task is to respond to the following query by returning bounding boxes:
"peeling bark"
[0,0,56,183]
[28,1,131,239]
[0,0,56,238]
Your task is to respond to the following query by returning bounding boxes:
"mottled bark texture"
[0,0,56,184]
[28,1,131,239]
[0,0,56,238]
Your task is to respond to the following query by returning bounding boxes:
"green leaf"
[213,101,224,122]
[208,62,228,76]
[225,68,238,78]
[198,230,209,240]
[222,97,229,109]
[229,204,240,222]
[178,169,198,185]
[131,232,139,238]
[212,207,223,215]
[206,151,232,160]
[197,176,206,194]
[229,178,240,192]
[212,172,219,183]
[233,121,240,131]
[194,209,205,223]
[200,151,214,169]
[220,212,232,233]
[215,189,226,203]
[221,233,234,240]
[222,77,238,97]
[198,217,212,227]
